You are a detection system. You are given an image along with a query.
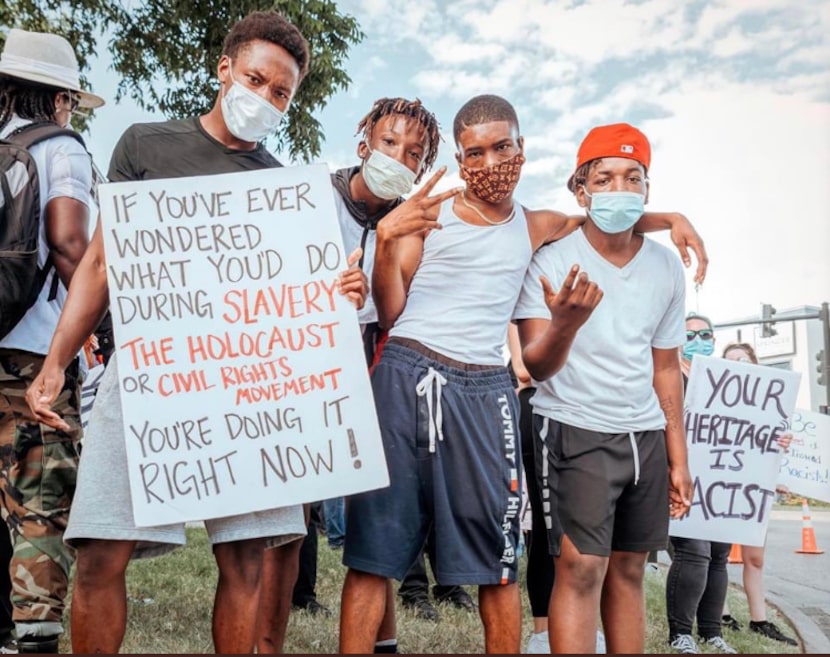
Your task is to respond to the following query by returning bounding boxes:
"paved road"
[726,508,830,652]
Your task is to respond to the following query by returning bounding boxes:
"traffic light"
[819,350,827,386]
[761,303,778,338]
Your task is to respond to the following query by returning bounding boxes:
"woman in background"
[722,343,798,647]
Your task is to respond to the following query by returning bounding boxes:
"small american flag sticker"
[621,144,634,153]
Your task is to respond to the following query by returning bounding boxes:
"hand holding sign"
[336,247,368,310]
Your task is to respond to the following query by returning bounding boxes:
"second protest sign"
[670,355,800,546]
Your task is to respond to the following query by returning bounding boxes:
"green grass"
[58,528,801,653]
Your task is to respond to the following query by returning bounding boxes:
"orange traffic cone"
[727,543,743,564]
[795,499,824,555]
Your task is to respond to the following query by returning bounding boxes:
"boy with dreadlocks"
[255,97,457,654]
[0,28,103,653]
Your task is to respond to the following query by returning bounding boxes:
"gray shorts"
[65,357,305,558]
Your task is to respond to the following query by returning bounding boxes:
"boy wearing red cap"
[513,123,692,653]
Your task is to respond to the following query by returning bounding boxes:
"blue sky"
[83,0,830,326]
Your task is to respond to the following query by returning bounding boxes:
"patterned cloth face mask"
[460,152,525,204]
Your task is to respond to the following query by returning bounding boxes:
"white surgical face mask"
[221,63,285,142]
[582,188,645,234]
[362,147,417,200]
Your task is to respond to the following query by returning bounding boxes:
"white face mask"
[220,63,285,142]
[362,147,417,200]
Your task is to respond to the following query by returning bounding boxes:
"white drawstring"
[415,367,447,453]
[628,432,640,486]
[539,417,552,529]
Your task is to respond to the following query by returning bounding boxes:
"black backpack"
[0,121,86,339]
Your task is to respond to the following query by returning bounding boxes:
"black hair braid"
[356,97,442,176]
[0,79,57,131]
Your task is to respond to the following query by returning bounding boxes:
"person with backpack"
[0,27,104,653]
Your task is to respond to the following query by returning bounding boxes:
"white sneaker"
[670,634,699,653]
[596,629,606,654]
[705,636,737,654]
[525,631,550,654]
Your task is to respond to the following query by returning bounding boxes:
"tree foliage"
[1,0,363,161]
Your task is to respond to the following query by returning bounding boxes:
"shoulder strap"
[5,120,86,151]
[4,121,87,305]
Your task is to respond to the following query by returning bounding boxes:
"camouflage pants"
[0,349,81,624]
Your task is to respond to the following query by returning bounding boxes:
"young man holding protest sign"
[24,11,367,653]
[340,96,706,653]
[254,96,450,655]
[514,123,693,653]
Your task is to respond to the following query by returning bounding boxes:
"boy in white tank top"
[339,95,708,654]
[260,97,449,655]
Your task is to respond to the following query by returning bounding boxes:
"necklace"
[460,192,515,226]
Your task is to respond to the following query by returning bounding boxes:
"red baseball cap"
[567,123,650,191]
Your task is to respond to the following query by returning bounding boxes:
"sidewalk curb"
[764,590,830,655]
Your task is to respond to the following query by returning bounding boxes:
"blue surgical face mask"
[582,188,645,234]
[682,336,715,361]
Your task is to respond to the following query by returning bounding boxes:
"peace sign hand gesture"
[376,167,463,242]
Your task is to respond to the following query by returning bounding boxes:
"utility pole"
[761,303,777,338]
[819,302,830,415]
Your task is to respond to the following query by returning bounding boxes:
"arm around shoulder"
[526,208,585,248]
[634,211,708,284]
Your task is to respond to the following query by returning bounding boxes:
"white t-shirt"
[0,115,93,355]
[512,228,685,432]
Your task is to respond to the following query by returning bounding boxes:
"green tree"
[0,1,363,161]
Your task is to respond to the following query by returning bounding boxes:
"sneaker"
[292,598,332,617]
[16,636,59,654]
[434,587,477,612]
[596,629,606,654]
[704,636,737,654]
[0,633,17,655]
[525,630,549,654]
[721,614,742,632]
[401,596,439,622]
[749,620,798,646]
[670,633,698,654]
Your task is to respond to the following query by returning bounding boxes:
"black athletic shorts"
[533,414,669,557]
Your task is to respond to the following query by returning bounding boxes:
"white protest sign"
[779,409,830,503]
[670,355,801,546]
[99,164,388,526]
